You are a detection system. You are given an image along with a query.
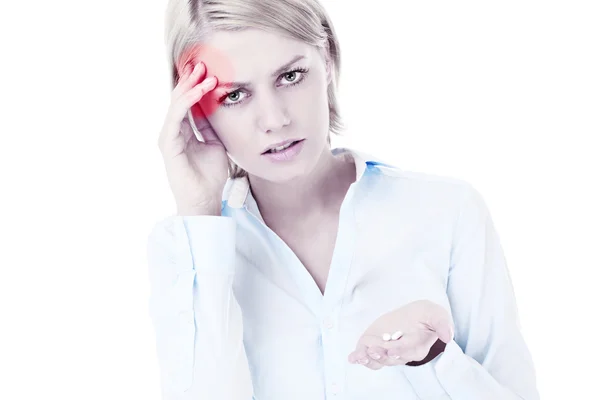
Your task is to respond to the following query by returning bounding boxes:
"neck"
[248,147,355,220]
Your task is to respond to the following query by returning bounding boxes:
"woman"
[147,0,540,399]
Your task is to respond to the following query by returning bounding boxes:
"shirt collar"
[222,147,385,209]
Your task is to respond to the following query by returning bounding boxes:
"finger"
[173,62,199,97]
[172,62,207,99]
[370,349,405,367]
[159,77,218,146]
[364,341,409,366]
[366,346,387,363]
[175,62,193,85]
[362,358,385,370]
[348,344,371,366]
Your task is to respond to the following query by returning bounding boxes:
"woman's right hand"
[157,62,229,216]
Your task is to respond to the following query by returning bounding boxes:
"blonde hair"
[164,0,345,178]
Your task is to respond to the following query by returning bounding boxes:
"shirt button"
[331,383,340,394]
[323,317,334,329]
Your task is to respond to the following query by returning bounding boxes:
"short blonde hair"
[164,0,345,178]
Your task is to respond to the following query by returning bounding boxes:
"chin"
[242,158,307,184]
[256,163,309,183]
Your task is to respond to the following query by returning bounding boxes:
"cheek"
[207,112,252,148]
[307,72,329,104]
[288,82,329,119]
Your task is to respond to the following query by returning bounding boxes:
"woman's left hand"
[347,300,454,370]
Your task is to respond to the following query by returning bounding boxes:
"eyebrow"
[217,55,306,89]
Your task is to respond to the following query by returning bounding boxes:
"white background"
[1,0,598,398]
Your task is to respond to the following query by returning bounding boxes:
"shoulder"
[346,147,468,188]
[367,160,493,228]
[359,154,475,201]
[349,150,492,224]
[359,157,493,236]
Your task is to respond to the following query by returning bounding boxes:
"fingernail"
[369,352,381,360]
[392,355,400,360]
[359,358,369,365]
[204,77,217,85]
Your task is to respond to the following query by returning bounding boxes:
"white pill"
[391,330,404,340]
[382,333,392,341]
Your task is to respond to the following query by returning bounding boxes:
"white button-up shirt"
[146,147,539,399]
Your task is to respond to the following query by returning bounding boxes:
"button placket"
[320,312,345,397]
[330,382,340,395]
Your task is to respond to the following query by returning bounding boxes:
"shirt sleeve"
[402,184,540,399]
[146,214,254,399]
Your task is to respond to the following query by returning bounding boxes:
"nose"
[255,91,291,133]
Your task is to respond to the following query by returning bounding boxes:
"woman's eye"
[221,90,246,105]
[227,92,241,102]
[279,67,309,85]
[282,71,298,83]
[220,68,308,107]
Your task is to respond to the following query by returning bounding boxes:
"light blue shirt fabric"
[146,147,539,399]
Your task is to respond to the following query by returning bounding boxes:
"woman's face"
[185,28,332,183]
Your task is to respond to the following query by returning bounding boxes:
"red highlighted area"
[176,43,235,119]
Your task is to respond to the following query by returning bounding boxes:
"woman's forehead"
[180,30,318,81]
[204,28,307,53]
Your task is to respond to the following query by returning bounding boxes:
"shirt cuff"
[182,215,237,274]
[402,339,467,398]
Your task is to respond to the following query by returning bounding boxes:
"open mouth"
[262,139,304,154]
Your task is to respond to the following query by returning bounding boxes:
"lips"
[262,139,304,154]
